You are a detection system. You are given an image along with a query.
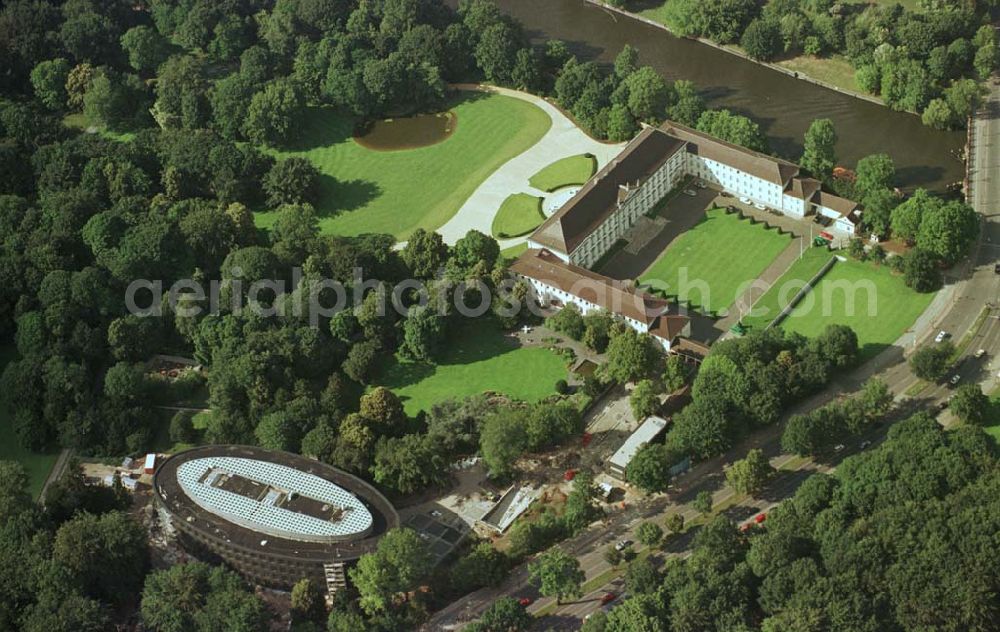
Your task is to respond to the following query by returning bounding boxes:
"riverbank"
[587,0,889,110]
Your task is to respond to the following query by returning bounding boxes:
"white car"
[753,202,767,211]
[949,374,961,387]
[615,539,632,551]
[695,180,707,189]
[683,189,697,197]
[974,348,985,359]
[739,196,752,204]
[935,330,949,343]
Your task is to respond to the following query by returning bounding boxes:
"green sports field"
[254,93,551,239]
[640,207,791,314]
[529,154,597,192]
[767,255,934,359]
[0,346,58,499]
[377,320,567,416]
[743,247,833,329]
[492,193,544,238]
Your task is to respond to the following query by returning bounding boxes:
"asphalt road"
[424,79,1000,632]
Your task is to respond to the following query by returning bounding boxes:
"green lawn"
[254,93,551,239]
[528,154,597,192]
[776,55,866,96]
[376,321,567,416]
[63,112,137,142]
[0,346,59,499]
[775,257,934,359]
[501,242,529,260]
[640,207,791,315]
[492,193,544,238]
[743,247,834,329]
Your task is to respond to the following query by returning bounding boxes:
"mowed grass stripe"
[780,258,934,359]
[640,207,790,314]
[492,193,544,238]
[254,93,551,239]
[743,246,833,330]
[529,154,597,192]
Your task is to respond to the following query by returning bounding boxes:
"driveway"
[436,85,625,247]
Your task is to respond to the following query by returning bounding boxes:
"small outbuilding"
[607,416,670,481]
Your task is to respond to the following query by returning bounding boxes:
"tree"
[480,408,527,479]
[447,230,499,280]
[349,528,433,615]
[725,448,775,496]
[243,79,304,147]
[909,341,954,381]
[624,557,660,595]
[623,66,670,123]
[402,229,448,279]
[290,578,324,624]
[451,542,509,591]
[801,118,837,182]
[264,158,320,207]
[475,22,521,85]
[636,521,663,547]
[372,434,447,495]
[602,328,661,384]
[547,304,586,340]
[359,387,405,434]
[854,153,895,198]
[974,42,998,79]
[399,305,446,363]
[563,469,600,533]
[741,18,783,61]
[0,461,31,523]
[53,511,148,604]
[121,26,171,73]
[949,383,989,425]
[528,548,584,604]
[696,109,769,152]
[665,512,684,534]
[614,44,639,79]
[30,58,71,110]
[891,189,932,244]
[921,97,954,129]
[83,72,131,129]
[903,248,942,293]
[467,596,531,632]
[630,379,661,420]
[693,490,713,514]
[627,443,673,493]
[916,200,978,264]
[169,412,196,445]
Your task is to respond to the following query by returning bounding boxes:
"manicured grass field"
[501,242,529,260]
[254,93,551,239]
[529,154,597,192]
[377,320,567,416]
[0,346,58,499]
[640,207,791,314]
[742,247,834,329]
[778,257,934,359]
[492,193,544,238]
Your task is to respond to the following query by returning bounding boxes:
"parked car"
[695,180,707,189]
[615,539,632,551]
[859,440,872,450]
[519,597,533,607]
[974,348,986,358]
[683,189,697,197]
[753,202,767,211]
[949,374,961,387]
[754,512,767,524]
[834,443,845,452]
[600,593,618,605]
[739,196,752,204]
[935,330,949,343]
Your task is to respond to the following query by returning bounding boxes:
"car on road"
[949,374,962,387]
[935,330,950,343]
[754,512,767,524]
[975,348,986,358]
[615,539,632,551]
[600,593,618,606]
[859,440,872,450]
[833,443,845,452]
[518,597,532,607]
[682,189,697,197]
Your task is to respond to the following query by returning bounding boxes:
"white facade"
[686,154,786,211]
[568,150,687,269]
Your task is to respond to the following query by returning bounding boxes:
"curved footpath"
[435,85,626,248]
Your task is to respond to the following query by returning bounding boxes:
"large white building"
[512,120,859,353]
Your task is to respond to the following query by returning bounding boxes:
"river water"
[482,0,965,191]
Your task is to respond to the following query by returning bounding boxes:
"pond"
[353,111,457,151]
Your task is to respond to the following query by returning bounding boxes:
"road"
[424,79,1000,631]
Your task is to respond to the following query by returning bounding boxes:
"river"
[481,0,966,191]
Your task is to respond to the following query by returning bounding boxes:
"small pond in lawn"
[353,111,457,151]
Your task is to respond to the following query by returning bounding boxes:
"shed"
[144,453,158,475]
[607,416,669,481]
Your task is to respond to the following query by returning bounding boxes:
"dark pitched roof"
[787,176,822,200]
[530,128,686,254]
[510,249,689,342]
[658,120,800,187]
[816,191,859,217]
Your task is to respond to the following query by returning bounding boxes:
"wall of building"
[686,154,785,210]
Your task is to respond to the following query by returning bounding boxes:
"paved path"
[38,448,72,505]
[436,85,625,247]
